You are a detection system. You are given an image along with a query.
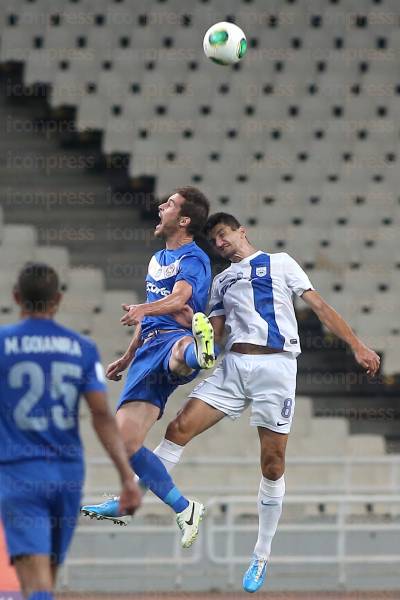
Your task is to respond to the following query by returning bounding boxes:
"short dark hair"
[16,262,59,312]
[204,212,242,236]
[175,186,210,236]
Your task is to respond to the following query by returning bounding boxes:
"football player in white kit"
[152,212,380,593]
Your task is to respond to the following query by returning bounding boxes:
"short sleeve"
[208,277,225,317]
[283,253,314,297]
[175,256,206,290]
[81,341,107,393]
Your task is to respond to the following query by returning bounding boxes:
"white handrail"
[62,493,400,592]
[205,495,400,588]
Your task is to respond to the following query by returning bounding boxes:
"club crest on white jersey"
[209,251,314,355]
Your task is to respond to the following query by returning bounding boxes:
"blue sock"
[184,342,200,369]
[28,592,54,600]
[130,447,189,513]
[184,341,221,370]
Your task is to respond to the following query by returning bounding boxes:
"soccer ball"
[203,22,247,65]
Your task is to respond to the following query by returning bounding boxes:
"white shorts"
[190,351,297,434]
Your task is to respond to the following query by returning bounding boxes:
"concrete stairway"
[0,68,159,294]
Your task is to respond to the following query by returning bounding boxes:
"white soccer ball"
[203,22,247,65]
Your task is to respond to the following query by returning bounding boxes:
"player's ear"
[180,215,191,228]
[239,226,246,237]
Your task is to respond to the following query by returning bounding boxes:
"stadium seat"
[103,115,136,155]
[347,435,385,456]
[62,267,105,316]
[24,49,57,86]
[77,95,108,131]
[34,246,70,288]
[0,226,37,273]
[51,71,85,108]
[57,310,94,336]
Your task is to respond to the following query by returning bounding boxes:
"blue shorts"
[117,330,199,417]
[0,459,84,564]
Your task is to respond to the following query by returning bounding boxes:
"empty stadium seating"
[0,2,397,358]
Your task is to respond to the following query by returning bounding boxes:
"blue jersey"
[141,241,211,337]
[0,317,106,464]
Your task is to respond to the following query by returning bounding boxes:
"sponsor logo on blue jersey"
[146,282,171,297]
[141,241,211,337]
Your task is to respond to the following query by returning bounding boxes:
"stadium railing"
[63,493,400,590]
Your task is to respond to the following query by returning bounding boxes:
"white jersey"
[208,251,314,356]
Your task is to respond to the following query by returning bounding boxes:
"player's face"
[155,193,186,238]
[209,224,245,259]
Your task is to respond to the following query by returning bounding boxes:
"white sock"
[153,438,185,473]
[253,475,285,561]
[132,439,185,488]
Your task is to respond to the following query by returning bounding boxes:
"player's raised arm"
[301,290,380,376]
[84,389,142,515]
[208,276,226,345]
[209,315,226,345]
[120,280,193,326]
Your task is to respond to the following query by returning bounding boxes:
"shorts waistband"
[142,328,189,343]
[230,342,284,355]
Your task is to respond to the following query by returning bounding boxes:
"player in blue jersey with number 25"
[0,263,142,600]
[81,186,216,548]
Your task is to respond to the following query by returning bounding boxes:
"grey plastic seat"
[77,95,108,131]
[34,246,70,287]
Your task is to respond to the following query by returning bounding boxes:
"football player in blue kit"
[81,187,216,548]
[0,263,141,600]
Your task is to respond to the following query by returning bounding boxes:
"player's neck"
[20,311,54,320]
[230,243,258,263]
[165,231,194,250]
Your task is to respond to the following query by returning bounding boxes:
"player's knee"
[119,425,142,455]
[165,415,192,445]
[19,572,53,597]
[172,336,193,363]
[261,453,285,481]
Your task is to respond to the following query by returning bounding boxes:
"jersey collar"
[234,250,263,266]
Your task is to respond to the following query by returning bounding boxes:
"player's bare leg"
[243,427,288,593]
[165,397,226,445]
[258,426,287,481]
[116,401,159,455]
[155,397,224,545]
[13,554,55,598]
[117,402,206,547]
[81,401,204,546]
[82,402,159,524]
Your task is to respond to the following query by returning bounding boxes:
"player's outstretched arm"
[210,315,226,345]
[106,323,142,381]
[301,290,380,376]
[84,390,142,514]
[120,280,193,326]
